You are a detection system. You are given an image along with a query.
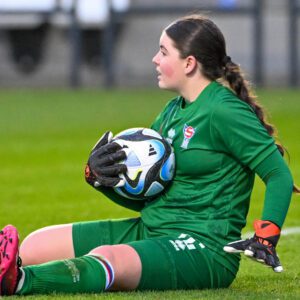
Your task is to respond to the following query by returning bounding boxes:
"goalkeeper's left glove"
[223,220,283,272]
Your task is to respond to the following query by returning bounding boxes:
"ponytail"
[164,14,299,193]
[223,56,300,193]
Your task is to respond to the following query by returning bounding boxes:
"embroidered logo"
[166,128,175,144]
[181,124,195,149]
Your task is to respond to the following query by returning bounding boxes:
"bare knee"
[89,245,116,264]
[89,244,142,291]
[20,224,74,266]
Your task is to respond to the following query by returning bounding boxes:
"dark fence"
[4,1,298,88]
[102,1,263,87]
[289,0,300,86]
[0,4,80,87]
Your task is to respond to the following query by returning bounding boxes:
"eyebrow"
[160,45,168,52]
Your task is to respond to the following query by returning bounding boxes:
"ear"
[184,55,198,75]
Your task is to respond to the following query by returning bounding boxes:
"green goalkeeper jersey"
[142,81,278,272]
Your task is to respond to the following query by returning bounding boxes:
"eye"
[159,45,167,56]
[160,49,167,56]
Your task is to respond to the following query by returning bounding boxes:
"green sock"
[16,255,114,295]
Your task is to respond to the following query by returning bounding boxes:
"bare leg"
[89,244,142,290]
[21,242,142,291]
[20,224,74,266]
[20,225,142,290]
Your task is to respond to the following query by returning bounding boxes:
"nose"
[152,52,159,65]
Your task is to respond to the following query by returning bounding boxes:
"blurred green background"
[0,88,299,299]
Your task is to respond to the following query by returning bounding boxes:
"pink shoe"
[0,225,21,296]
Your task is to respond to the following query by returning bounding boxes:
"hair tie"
[222,55,231,66]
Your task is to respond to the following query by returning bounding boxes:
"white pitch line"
[242,227,300,239]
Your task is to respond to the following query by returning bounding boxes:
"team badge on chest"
[181,124,195,149]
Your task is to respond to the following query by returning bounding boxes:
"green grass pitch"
[0,88,299,299]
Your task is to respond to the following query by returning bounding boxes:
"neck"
[180,77,212,103]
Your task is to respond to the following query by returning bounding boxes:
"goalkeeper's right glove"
[223,220,283,272]
[85,131,127,188]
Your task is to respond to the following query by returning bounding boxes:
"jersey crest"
[181,124,195,149]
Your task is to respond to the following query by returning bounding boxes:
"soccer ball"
[112,128,175,200]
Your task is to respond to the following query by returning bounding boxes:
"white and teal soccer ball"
[112,128,175,200]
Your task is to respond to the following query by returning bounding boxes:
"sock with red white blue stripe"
[16,255,114,295]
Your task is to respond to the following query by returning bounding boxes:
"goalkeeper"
[0,15,298,295]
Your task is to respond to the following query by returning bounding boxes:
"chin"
[158,80,170,90]
[158,82,176,93]
[158,81,166,89]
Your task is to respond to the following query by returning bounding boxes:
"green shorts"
[72,218,237,290]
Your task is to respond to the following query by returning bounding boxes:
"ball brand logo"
[181,124,196,149]
[148,144,157,156]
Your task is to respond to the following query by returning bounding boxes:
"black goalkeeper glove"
[85,131,127,188]
[223,220,283,272]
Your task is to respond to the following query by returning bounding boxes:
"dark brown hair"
[165,15,299,193]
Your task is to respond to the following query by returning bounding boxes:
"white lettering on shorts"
[169,233,197,251]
